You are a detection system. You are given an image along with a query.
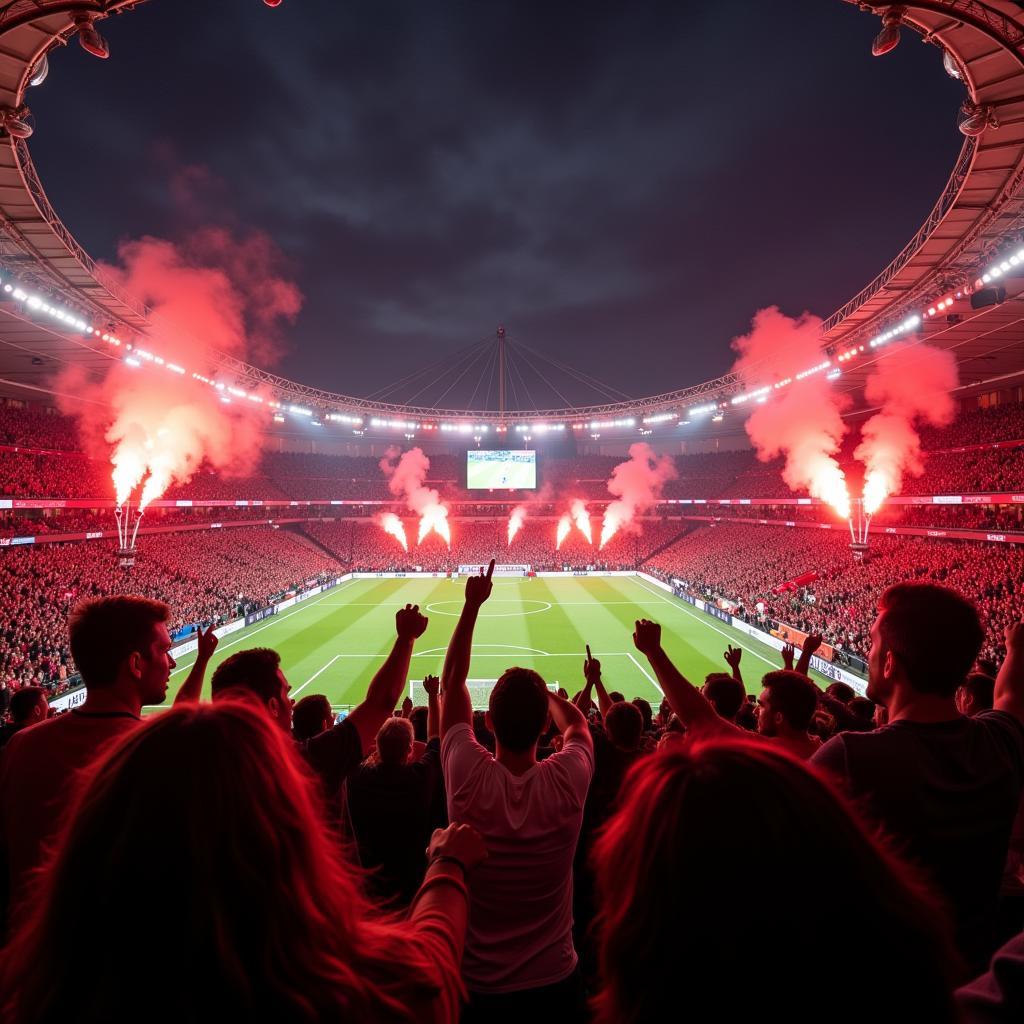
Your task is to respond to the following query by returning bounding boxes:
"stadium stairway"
[290,526,349,566]
[641,523,693,565]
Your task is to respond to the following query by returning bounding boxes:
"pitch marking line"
[291,654,343,698]
[629,576,779,670]
[168,579,361,677]
[406,650,661,699]
[425,600,552,617]
[625,651,664,695]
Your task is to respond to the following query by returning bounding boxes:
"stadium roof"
[0,1,1022,433]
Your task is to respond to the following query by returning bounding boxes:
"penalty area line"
[291,654,343,699]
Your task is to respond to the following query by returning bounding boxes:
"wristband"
[428,854,467,873]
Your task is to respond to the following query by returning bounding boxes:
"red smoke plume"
[599,443,677,548]
[732,307,850,518]
[59,228,302,509]
[855,342,958,512]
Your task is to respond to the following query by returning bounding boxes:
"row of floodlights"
[8,236,1024,437]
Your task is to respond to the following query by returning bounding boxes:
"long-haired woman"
[0,700,484,1023]
[591,738,960,1023]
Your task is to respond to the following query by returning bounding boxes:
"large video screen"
[466,450,537,490]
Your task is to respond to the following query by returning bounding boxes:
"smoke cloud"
[379,446,451,545]
[732,307,850,517]
[59,227,302,509]
[599,442,677,547]
[855,341,958,511]
[507,503,528,545]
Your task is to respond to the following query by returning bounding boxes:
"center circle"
[425,599,553,617]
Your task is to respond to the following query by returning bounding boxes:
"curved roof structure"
[0,1,1022,434]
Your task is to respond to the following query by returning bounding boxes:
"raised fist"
[427,823,487,873]
[396,604,429,640]
[633,619,662,657]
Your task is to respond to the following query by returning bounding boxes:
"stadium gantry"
[0,1,1022,439]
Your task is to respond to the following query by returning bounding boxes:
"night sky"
[28,0,965,408]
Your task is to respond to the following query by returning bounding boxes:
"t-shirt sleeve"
[441,724,490,808]
[547,734,595,804]
[810,734,850,779]
[302,718,364,795]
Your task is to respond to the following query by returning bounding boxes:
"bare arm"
[995,622,1024,723]
[424,675,441,740]
[347,605,428,752]
[724,644,745,689]
[633,619,727,733]
[795,634,823,679]
[173,625,218,705]
[440,560,494,736]
[583,644,614,717]
[547,688,593,751]
[781,642,795,671]
[574,676,594,716]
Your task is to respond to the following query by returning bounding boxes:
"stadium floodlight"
[942,48,961,80]
[871,7,904,57]
[28,54,48,87]
[958,101,996,137]
[74,15,110,60]
[0,108,32,139]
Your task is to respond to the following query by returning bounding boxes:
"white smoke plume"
[379,446,451,545]
[855,342,958,511]
[508,504,528,545]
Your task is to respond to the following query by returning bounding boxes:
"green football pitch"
[155,575,833,712]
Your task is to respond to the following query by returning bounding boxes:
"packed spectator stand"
[2,396,1024,699]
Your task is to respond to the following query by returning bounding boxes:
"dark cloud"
[26,0,965,406]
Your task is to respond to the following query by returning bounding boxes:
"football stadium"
[2,1,1024,1020]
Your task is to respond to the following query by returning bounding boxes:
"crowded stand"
[0,527,343,701]
[5,399,1024,507]
[0,405,79,450]
[689,502,1024,533]
[303,517,687,573]
[647,523,1024,666]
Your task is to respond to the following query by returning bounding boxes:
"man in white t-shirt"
[440,560,594,1022]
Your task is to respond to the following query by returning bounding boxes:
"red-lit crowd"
[1,571,1024,1021]
[648,522,1024,666]
[0,528,344,702]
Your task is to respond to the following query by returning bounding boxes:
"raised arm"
[633,619,725,733]
[794,634,823,679]
[547,687,594,752]
[440,560,494,736]
[424,674,441,740]
[724,644,745,689]
[584,644,614,717]
[173,625,218,705]
[780,642,795,671]
[995,622,1024,723]
[347,604,428,752]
